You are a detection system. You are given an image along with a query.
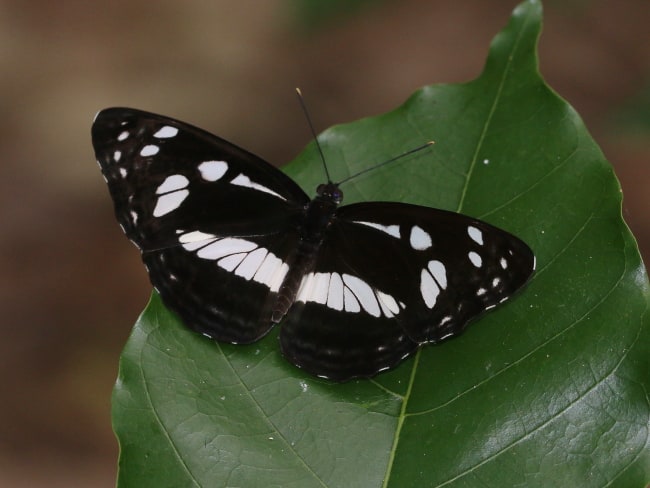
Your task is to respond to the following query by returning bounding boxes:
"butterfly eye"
[316,183,343,204]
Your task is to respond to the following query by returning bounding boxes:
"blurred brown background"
[1,1,648,486]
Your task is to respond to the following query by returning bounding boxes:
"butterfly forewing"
[337,203,535,342]
[92,108,310,250]
[92,107,535,381]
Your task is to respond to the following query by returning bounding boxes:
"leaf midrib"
[379,7,533,487]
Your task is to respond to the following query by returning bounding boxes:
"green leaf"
[112,1,650,486]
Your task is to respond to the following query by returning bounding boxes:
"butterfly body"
[270,184,340,323]
[92,107,535,381]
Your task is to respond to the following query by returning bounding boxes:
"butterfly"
[92,106,535,381]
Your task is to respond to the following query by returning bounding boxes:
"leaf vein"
[434,254,633,487]
[215,341,330,488]
[142,309,201,487]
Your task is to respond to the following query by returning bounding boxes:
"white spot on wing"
[231,173,286,200]
[296,273,315,303]
[297,271,397,318]
[251,253,278,283]
[154,126,178,138]
[179,230,217,244]
[342,274,380,317]
[217,252,246,271]
[235,247,268,280]
[326,273,344,311]
[420,269,440,308]
[197,237,257,260]
[180,235,218,251]
[117,131,129,141]
[269,263,289,293]
[353,221,401,239]
[377,291,399,318]
[427,260,447,289]
[198,160,228,181]
[140,144,159,156]
[119,167,127,178]
[410,225,432,250]
[468,251,482,267]
[253,252,286,292]
[311,273,331,305]
[114,150,122,162]
[152,190,189,217]
[500,257,508,269]
[156,174,189,194]
[343,286,361,312]
[468,226,484,245]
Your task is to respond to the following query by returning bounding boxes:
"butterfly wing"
[92,107,310,342]
[280,202,535,380]
[93,107,535,381]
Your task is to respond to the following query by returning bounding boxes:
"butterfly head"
[316,182,343,205]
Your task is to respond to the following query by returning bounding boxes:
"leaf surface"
[112,1,650,486]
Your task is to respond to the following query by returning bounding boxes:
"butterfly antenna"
[296,88,332,183]
[336,141,434,186]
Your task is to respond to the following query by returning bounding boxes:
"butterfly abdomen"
[271,239,319,323]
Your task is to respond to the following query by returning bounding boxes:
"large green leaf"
[111,1,650,486]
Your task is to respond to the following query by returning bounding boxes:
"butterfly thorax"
[300,182,342,242]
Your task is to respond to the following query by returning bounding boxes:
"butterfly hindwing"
[279,235,419,380]
[92,108,310,342]
[280,202,534,379]
[143,228,301,343]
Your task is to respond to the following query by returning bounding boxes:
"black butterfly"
[92,107,535,381]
